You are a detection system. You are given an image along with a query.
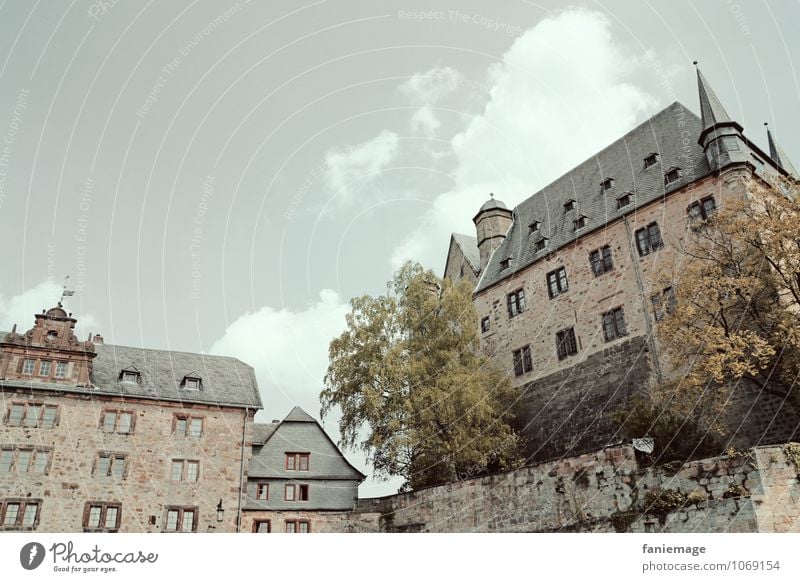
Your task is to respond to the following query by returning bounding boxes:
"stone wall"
[352,444,800,533]
[0,388,252,532]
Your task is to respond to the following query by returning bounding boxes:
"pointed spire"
[695,63,738,132]
[765,123,799,178]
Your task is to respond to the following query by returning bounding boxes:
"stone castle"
[1,67,799,533]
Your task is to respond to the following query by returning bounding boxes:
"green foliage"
[643,488,687,524]
[609,396,722,465]
[320,261,521,490]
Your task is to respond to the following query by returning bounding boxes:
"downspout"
[236,407,248,533]
[623,216,664,384]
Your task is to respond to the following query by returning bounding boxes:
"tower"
[473,194,513,272]
[695,66,749,172]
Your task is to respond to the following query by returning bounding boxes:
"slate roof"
[248,406,365,481]
[252,422,279,444]
[474,101,712,293]
[451,233,480,272]
[767,128,799,178]
[0,336,263,409]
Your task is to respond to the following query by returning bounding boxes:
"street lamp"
[216,500,224,523]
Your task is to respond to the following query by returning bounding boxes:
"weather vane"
[59,275,75,305]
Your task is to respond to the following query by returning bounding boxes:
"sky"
[0,0,798,496]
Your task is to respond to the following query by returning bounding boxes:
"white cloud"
[0,281,99,337]
[401,66,462,136]
[324,129,400,204]
[392,8,659,270]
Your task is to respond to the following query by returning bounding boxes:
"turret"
[695,65,749,172]
[473,194,513,272]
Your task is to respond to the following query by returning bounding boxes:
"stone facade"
[352,444,800,533]
[0,305,261,532]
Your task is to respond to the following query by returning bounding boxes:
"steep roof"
[451,233,480,272]
[696,68,737,131]
[252,422,279,444]
[248,406,365,481]
[475,101,711,293]
[0,337,263,409]
[767,127,799,178]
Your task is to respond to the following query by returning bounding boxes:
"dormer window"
[573,215,587,231]
[563,199,575,213]
[499,257,512,271]
[600,178,614,192]
[534,237,549,252]
[181,376,202,391]
[664,167,681,185]
[617,193,632,209]
[119,369,141,384]
[528,221,540,234]
[644,153,659,169]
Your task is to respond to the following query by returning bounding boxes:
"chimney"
[92,334,104,345]
[473,194,513,272]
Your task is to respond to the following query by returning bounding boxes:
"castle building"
[444,68,800,461]
[241,406,365,533]
[0,304,363,532]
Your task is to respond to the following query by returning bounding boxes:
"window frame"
[83,502,122,533]
[635,222,663,257]
[555,327,579,361]
[94,452,127,479]
[173,414,204,438]
[252,520,271,533]
[38,360,52,377]
[563,199,576,213]
[0,447,51,475]
[616,193,632,209]
[54,361,68,379]
[100,410,135,434]
[255,482,269,500]
[163,506,198,533]
[480,316,490,334]
[0,498,41,530]
[170,459,200,482]
[602,307,628,342]
[664,168,681,185]
[512,345,533,377]
[590,245,614,277]
[687,195,717,222]
[181,376,202,391]
[573,215,587,231]
[644,153,659,169]
[600,177,614,192]
[4,402,59,428]
[506,289,526,318]
[546,267,569,299]
[285,520,310,533]
[21,359,35,375]
[285,453,310,471]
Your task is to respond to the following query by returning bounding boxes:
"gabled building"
[0,304,262,532]
[444,68,800,461]
[242,406,366,533]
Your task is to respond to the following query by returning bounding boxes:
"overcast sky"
[0,0,798,495]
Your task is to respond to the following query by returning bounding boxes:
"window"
[256,482,269,500]
[617,193,632,209]
[687,196,717,222]
[664,168,680,185]
[601,178,614,192]
[120,370,140,384]
[534,237,548,252]
[181,376,201,391]
[285,453,310,471]
[164,507,197,532]
[499,257,511,271]
[602,307,628,341]
[100,410,134,434]
[285,484,295,501]
[563,199,576,213]
[174,415,203,438]
[84,502,121,532]
[590,246,614,276]
[171,460,199,482]
[285,520,310,533]
[0,448,50,475]
[54,362,68,379]
[95,453,126,479]
[1,499,40,530]
[528,221,540,234]
[635,222,663,256]
[38,361,52,377]
[556,328,578,360]
[506,289,526,317]
[253,520,271,533]
[512,346,533,377]
[644,153,659,169]
[546,267,569,299]
[21,359,35,375]
[480,317,490,333]
[298,484,309,501]
[5,403,58,428]
[652,287,677,322]
[573,215,587,231]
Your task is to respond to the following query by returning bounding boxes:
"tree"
[320,261,521,490]
[614,175,800,460]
